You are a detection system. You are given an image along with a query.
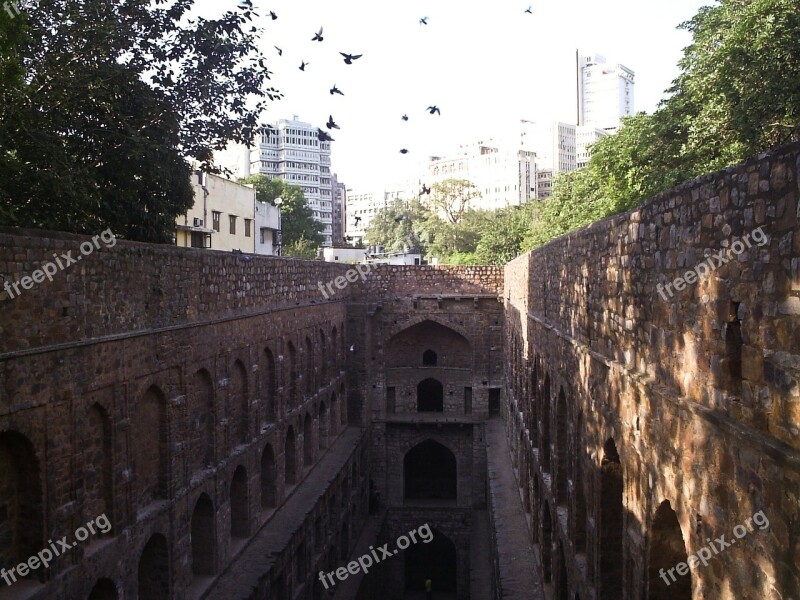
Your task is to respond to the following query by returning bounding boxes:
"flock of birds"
[262,5,536,160]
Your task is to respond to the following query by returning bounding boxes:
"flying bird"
[399,148,409,154]
[354,216,362,224]
[312,26,323,41]
[401,114,409,121]
[427,105,441,115]
[269,10,277,19]
[326,115,340,130]
[420,184,431,195]
[274,46,283,56]
[420,16,428,25]
[525,5,532,13]
[349,344,355,352]
[299,60,309,71]
[340,52,363,64]
[330,85,344,95]
[317,128,334,141]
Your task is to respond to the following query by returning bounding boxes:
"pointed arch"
[133,385,168,510]
[138,533,170,599]
[403,439,456,501]
[85,403,114,527]
[0,430,43,578]
[191,494,215,576]
[230,359,249,446]
[230,466,249,538]
[599,438,623,598]
[649,500,691,600]
[260,444,276,509]
[189,369,214,474]
[285,426,297,486]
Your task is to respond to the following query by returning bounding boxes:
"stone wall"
[0,229,503,600]
[504,142,800,599]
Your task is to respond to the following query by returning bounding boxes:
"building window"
[386,387,396,414]
[245,219,252,237]
[229,215,236,235]
[212,211,221,232]
[464,387,472,415]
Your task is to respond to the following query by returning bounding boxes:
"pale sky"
[200,0,713,189]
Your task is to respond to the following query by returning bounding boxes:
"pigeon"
[401,114,409,121]
[427,105,441,115]
[340,52,363,64]
[274,46,283,56]
[420,184,431,195]
[269,10,277,19]
[399,148,409,154]
[330,85,344,96]
[312,26,323,42]
[525,5,532,13]
[349,344,355,352]
[420,17,428,25]
[299,60,309,71]
[326,115,340,130]
[317,128,334,141]
[354,216,362,224]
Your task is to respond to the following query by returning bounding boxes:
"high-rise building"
[577,52,635,133]
[426,141,537,211]
[331,173,346,246]
[520,121,576,198]
[250,116,334,246]
[576,126,609,169]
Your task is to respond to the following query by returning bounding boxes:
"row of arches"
[507,343,692,599]
[0,387,347,592]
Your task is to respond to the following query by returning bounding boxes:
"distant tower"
[576,51,635,133]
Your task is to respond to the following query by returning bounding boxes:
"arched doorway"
[649,500,691,600]
[87,578,118,600]
[138,533,170,600]
[417,378,443,412]
[285,426,296,485]
[599,438,623,598]
[0,430,43,578]
[318,402,329,450]
[403,440,456,501]
[230,466,249,538]
[404,529,457,595]
[260,444,276,509]
[191,494,215,576]
[303,413,314,466]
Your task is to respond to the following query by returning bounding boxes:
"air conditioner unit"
[193,218,203,227]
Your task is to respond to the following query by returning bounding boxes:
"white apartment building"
[577,51,635,133]
[254,201,281,256]
[426,141,537,211]
[344,189,412,243]
[332,173,346,246]
[520,121,577,198]
[576,126,609,168]
[249,116,334,246]
[176,171,258,252]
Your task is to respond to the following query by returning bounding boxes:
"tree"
[428,179,481,224]
[239,175,324,253]
[0,0,280,242]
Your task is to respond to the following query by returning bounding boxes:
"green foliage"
[0,0,279,242]
[522,0,800,252]
[283,236,319,259]
[239,174,324,251]
[429,179,481,224]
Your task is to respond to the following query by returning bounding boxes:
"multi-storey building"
[331,173,346,246]
[521,121,577,198]
[250,116,334,246]
[576,125,609,168]
[426,141,537,211]
[577,51,635,133]
[175,171,258,252]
